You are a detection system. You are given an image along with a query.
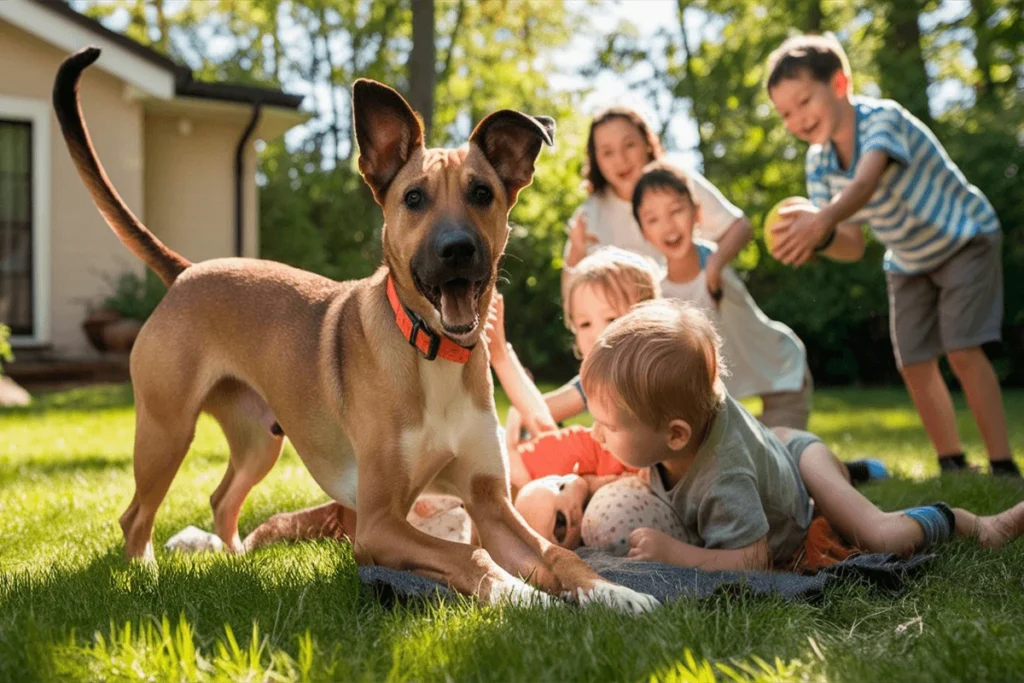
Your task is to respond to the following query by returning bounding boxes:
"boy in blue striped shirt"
[765,34,1018,478]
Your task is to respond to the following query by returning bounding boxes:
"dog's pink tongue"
[440,283,476,330]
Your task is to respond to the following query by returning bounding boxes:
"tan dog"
[53,47,657,613]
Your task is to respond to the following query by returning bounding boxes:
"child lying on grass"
[578,299,1024,570]
[490,248,882,554]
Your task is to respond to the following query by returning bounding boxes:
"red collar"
[386,276,473,363]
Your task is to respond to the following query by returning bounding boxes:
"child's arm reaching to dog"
[508,380,588,432]
[628,528,771,571]
[771,149,888,266]
[504,380,588,452]
[484,293,559,443]
[486,292,589,452]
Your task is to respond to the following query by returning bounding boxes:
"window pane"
[0,119,33,336]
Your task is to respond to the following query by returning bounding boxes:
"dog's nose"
[435,230,477,265]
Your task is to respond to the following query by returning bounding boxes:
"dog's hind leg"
[163,388,284,556]
[194,382,285,553]
[120,405,197,562]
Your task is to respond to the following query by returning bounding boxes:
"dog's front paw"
[570,582,660,614]
[489,577,556,609]
[165,525,225,554]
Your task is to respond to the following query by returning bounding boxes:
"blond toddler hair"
[564,246,661,331]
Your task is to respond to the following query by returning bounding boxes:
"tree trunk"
[130,0,149,45]
[676,0,710,164]
[270,0,283,84]
[439,0,466,83]
[803,0,823,32]
[345,1,400,162]
[319,8,343,169]
[153,0,169,53]
[786,0,824,31]
[877,0,933,125]
[409,0,436,141]
[305,7,324,163]
[806,1,823,32]
[969,0,998,108]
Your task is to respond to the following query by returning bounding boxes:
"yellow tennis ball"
[763,196,811,255]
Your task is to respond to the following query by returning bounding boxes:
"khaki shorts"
[886,232,1003,368]
[760,365,814,431]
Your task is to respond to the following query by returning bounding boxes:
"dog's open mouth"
[416,275,484,343]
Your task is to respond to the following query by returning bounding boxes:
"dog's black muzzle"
[411,220,490,304]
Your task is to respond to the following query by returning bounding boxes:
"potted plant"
[83,270,166,352]
[0,323,30,406]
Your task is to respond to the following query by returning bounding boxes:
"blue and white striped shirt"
[806,97,1000,274]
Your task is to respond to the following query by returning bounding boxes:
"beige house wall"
[0,17,279,359]
[0,18,145,356]
[144,112,259,263]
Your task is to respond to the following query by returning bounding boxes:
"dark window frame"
[0,118,34,337]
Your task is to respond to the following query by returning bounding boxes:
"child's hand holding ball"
[764,197,826,266]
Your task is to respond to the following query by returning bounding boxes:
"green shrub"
[100,270,167,321]
[0,324,12,376]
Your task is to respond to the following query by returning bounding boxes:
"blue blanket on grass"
[357,547,933,606]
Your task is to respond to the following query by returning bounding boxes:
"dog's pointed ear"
[353,79,424,205]
[470,111,555,206]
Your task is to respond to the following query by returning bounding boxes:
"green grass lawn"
[1,383,1023,682]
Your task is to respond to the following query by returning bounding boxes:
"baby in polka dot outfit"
[515,469,684,555]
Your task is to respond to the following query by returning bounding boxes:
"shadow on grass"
[3,384,135,416]
[0,450,236,490]
[0,543,373,682]
[0,454,132,485]
[0,540,823,682]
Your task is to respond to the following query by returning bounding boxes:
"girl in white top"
[633,161,813,430]
[563,106,754,301]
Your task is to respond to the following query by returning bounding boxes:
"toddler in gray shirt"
[577,299,1024,570]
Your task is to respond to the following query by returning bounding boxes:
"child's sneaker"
[990,459,1023,479]
[846,459,889,486]
[938,453,980,474]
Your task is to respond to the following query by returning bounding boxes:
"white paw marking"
[489,577,555,608]
[164,525,225,554]
[569,582,660,614]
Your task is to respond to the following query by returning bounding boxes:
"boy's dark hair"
[584,107,664,195]
[766,34,851,92]
[631,160,700,226]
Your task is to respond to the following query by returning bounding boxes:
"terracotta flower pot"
[102,318,144,353]
[82,309,121,352]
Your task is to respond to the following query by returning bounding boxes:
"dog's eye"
[404,188,425,210]
[469,183,493,207]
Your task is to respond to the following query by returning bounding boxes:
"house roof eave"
[142,94,312,141]
[12,0,304,111]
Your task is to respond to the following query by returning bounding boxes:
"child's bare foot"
[959,502,1024,550]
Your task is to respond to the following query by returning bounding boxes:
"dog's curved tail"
[53,47,190,286]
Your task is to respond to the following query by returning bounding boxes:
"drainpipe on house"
[234,102,263,257]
